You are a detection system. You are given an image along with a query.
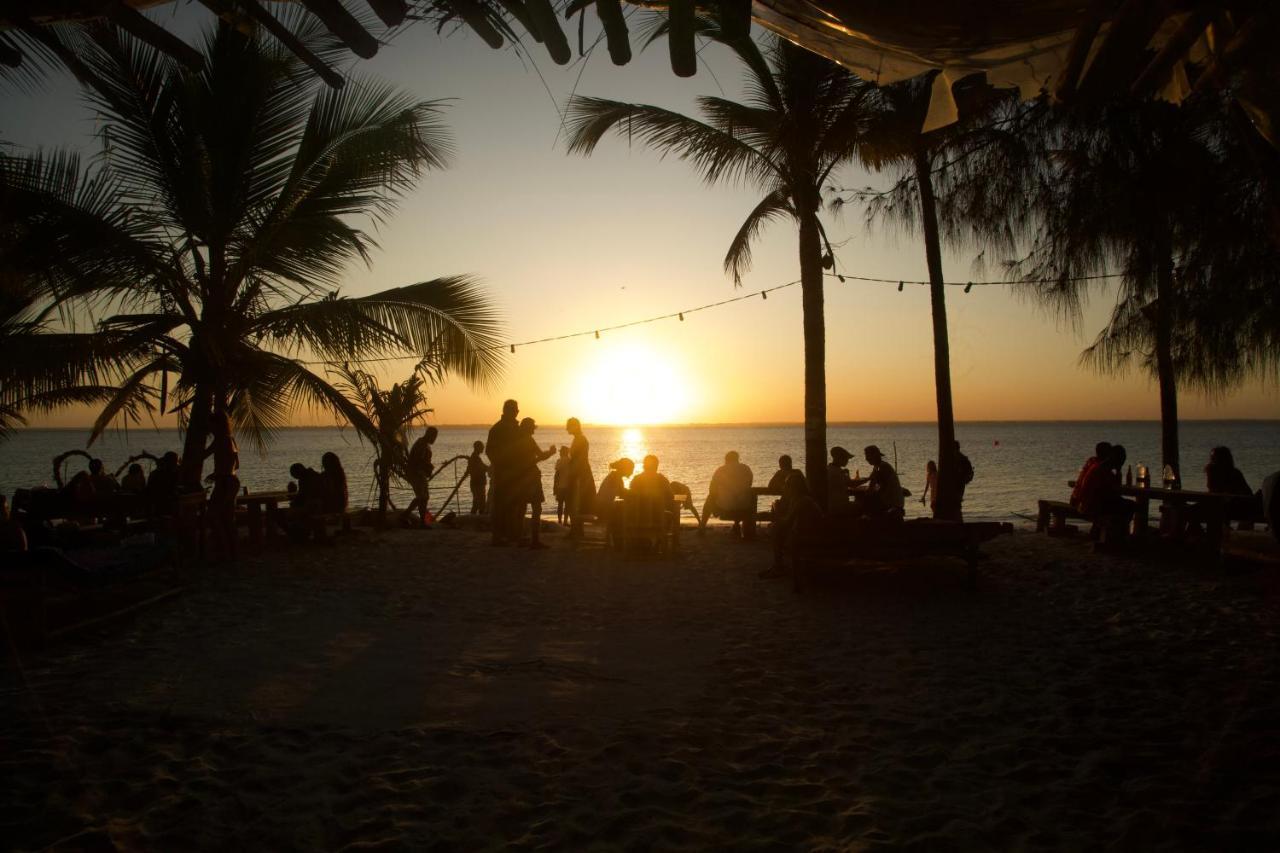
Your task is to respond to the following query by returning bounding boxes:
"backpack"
[959,454,975,485]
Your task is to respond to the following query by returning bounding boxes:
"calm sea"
[1,422,1276,522]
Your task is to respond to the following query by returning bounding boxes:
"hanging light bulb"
[898,281,904,292]
[761,291,767,300]
[510,344,515,353]
[678,313,684,321]
[595,330,600,339]
[964,282,973,293]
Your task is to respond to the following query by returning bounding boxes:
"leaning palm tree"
[565,16,870,506]
[5,21,503,486]
[331,362,433,521]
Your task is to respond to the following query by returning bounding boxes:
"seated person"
[88,458,118,496]
[320,452,348,514]
[284,462,325,540]
[849,445,904,521]
[595,458,635,547]
[1204,446,1262,522]
[767,455,794,492]
[1074,444,1135,537]
[699,451,755,539]
[1070,441,1113,509]
[146,452,181,515]
[629,455,676,542]
[827,447,854,513]
[120,463,147,494]
[763,472,826,579]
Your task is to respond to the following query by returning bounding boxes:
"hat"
[864,444,884,459]
[831,446,852,462]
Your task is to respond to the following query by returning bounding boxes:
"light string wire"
[299,270,1123,368]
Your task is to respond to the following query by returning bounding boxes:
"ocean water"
[2,422,1276,522]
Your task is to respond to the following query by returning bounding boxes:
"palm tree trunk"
[181,383,213,490]
[376,457,392,526]
[797,209,828,508]
[1154,243,1180,479]
[915,152,960,520]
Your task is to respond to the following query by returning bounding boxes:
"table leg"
[265,500,280,542]
[247,503,263,546]
[1133,494,1150,539]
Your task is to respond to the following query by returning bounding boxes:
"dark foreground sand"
[3,526,1278,850]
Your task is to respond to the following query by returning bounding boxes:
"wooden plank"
[299,0,379,58]
[105,1,203,70]
[198,0,346,89]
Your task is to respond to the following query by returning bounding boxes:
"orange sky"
[5,16,1278,430]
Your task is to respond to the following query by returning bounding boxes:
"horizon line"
[17,416,1280,431]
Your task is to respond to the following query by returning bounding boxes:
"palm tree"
[4,21,503,486]
[331,363,432,521]
[565,17,870,506]
[1007,95,1278,478]
[852,76,1030,519]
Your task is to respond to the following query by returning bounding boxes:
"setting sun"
[572,342,692,425]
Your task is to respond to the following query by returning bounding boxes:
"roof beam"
[364,0,407,28]
[197,0,346,88]
[104,0,203,70]
[298,0,378,58]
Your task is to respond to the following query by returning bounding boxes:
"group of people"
[282,452,349,541]
[483,400,594,547]
[1070,441,1268,539]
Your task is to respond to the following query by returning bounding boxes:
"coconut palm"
[852,76,1031,519]
[565,17,870,506]
[4,21,503,486]
[331,363,433,521]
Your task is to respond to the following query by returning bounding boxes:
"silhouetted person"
[320,452,348,514]
[204,410,240,560]
[553,446,571,524]
[0,495,28,553]
[146,451,181,516]
[565,417,595,539]
[120,463,147,494]
[1074,444,1135,539]
[827,447,854,514]
[1204,446,1261,523]
[953,441,974,509]
[767,455,794,492]
[283,461,326,541]
[763,471,825,580]
[1071,441,1114,509]
[487,400,521,544]
[407,426,438,525]
[466,441,489,515]
[850,445,904,521]
[921,460,938,513]
[511,418,556,549]
[699,451,754,539]
[88,458,118,496]
[630,454,677,544]
[596,457,635,548]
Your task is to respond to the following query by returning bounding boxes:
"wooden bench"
[1037,499,1089,535]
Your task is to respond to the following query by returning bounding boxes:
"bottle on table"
[1162,464,1177,489]
[1136,464,1148,487]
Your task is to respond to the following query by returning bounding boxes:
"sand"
[3,524,1279,850]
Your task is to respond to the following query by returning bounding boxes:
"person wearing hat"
[827,447,854,513]
[851,445,905,519]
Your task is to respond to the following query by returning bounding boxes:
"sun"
[573,342,692,425]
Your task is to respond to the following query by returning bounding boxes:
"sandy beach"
[3,525,1278,850]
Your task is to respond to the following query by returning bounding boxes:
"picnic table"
[1063,480,1239,545]
[236,490,291,545]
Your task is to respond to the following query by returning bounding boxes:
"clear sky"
[4,10,1277,427]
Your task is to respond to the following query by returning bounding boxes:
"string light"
[299,270,1124,367]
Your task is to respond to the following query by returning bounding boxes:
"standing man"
[486,400,521,544]
[952,440,974,520]
[406,426,438,525]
